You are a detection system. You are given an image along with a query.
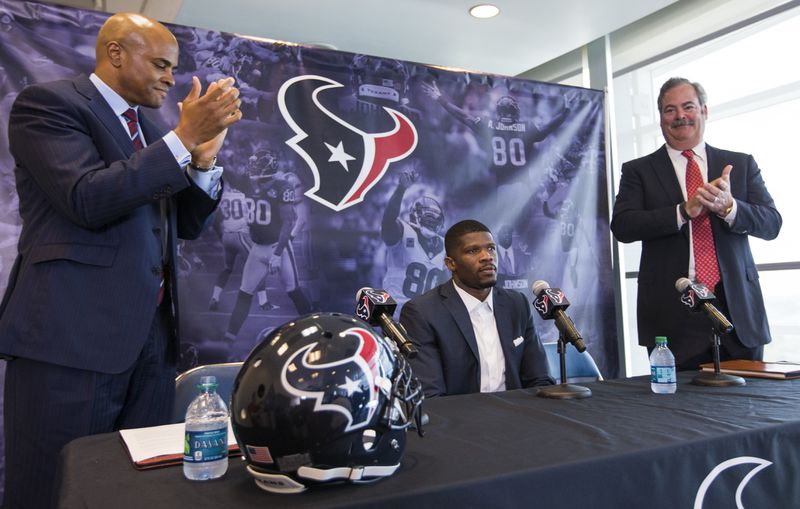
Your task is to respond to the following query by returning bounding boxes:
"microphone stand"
[691,328,746,387]
[537,335,592,399]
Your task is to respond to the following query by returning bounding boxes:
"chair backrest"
[171,362,244,423]
[543,342,603,384]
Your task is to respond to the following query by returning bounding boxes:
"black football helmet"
[351,54,409,106]
[495,95,521,124]
[409,196,444,234]
[248,149,278,182]
[230,313,424,494]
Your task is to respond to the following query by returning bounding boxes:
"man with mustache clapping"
[610,78,781,370]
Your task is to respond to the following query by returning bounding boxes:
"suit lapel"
[73,74,137,156]
[705,144,722,182]
[138,108,168,146]
[492,288,520,388]
[493,289,514,355]
[651,144,691,241]
[440,281,480,361]
[651,145,684,205]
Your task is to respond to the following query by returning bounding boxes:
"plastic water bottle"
[183,375,229,480]
[650,336,677,394]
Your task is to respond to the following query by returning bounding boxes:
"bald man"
[0,13,241,507]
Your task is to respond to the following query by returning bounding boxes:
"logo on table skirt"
[693,456,772,508]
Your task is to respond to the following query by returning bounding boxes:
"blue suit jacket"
[0,75,219,374]
[611,144,781,356]
[399,279,554,397]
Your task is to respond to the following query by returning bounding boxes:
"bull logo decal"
[281,327,386,431]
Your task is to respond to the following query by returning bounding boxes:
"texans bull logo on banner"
[280,327,388,431]
[278,75,418,211]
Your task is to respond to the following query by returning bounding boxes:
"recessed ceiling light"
[469,4,500,19]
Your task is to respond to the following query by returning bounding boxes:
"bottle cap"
[655,336,667,345]
[198,375,218,391]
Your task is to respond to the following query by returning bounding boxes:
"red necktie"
[123,108,166,305]
[682,150,720,289]
[122,108,145,151]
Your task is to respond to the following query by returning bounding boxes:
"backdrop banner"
[0,0,618,446]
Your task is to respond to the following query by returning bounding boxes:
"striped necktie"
[122,108,144,151]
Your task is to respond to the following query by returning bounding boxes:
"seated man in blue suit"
[0,12,241,508]
[400,219,554,397]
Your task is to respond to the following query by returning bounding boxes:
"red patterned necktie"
[123,108,166,305]
[122,108,145,151]
[682,150,720,289]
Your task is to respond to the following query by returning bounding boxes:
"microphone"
[355,287,418,359]
[675,278,734,334]
[531,281,586,352]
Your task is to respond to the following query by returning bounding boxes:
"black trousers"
[2,305,176,509]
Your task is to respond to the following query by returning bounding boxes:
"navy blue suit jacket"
[0,75,219,374]
[399,279,554,397]
[611,144,781,356]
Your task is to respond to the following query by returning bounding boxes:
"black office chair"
[171,362,243,423]
[543,342,603,384]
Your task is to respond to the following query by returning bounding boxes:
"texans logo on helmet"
[278,75,418,211]
[281,327,388,432]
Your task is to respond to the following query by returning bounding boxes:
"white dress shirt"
[452,282,506,392]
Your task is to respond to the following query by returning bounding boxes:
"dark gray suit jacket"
[0,74,219,374]
[611,144,781,357]
[399,279,554,397]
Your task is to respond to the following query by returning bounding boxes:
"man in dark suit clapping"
[0,13,242,508]
[611,77,781,370]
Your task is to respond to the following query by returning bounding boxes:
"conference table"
[56,373,800,508]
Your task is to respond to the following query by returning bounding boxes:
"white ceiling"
[44,0,678,76]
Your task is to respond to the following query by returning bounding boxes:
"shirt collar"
[89,73,137,118]
[452,279,494,314]
[666,141,707,163]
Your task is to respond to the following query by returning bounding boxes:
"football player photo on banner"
[0,0,618,435]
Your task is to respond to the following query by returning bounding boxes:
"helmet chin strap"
[247,463,400,494]
[299,463,400,482]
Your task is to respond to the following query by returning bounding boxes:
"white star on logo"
[339,376,363,396]
[324,140,356,171]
